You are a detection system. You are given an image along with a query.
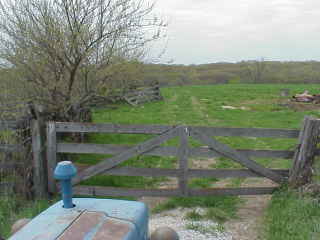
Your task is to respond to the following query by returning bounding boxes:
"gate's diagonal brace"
[190,128,284,184]
[72,126,180,186]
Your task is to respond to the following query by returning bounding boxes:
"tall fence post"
[177,126,189,196]
[289,116,320,187]
[31,118,47,198]
[47,121,57,193]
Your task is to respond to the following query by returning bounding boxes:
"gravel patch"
[149,208,232,240]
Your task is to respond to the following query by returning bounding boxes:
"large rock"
[150,227,179,240]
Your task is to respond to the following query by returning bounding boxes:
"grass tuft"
[152,195,241,216]
[264,188,320,240]
[0,195,56,238]
[184,210,203,221]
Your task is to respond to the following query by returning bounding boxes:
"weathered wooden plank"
[0,181,15,187]
[191,126,299,138]
[73,186,278,197]
[57,143,177,156]
[55,122,299,138]
[0,102,26,107]
[103,167,179,177]
[32,119,48,198]
[72,126,180,186]
[125,90,160,98]
[0,108,26,113]
[189,187,278,196]
[0,121,17,130]
[177,126,189,195]
[289,116,320,187]
[73,186,180,197]
[47,122,57,193]
[57,143,295,159]
[0,163,22,169]
[125,87,160,95]
[191,129,285,183]
[190,148,295,159]
[188,169,289,178]
[101,166,289,178]
[55,122,173,134]
[0,182,15,193]
[0,144,21,152]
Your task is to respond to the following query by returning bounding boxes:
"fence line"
[124,85,163,106]
[47,121,304,197]
[2,117,316,198]
[0,117,33,197]
[54,122,300,138]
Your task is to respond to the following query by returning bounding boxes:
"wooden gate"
[47,122,297,197]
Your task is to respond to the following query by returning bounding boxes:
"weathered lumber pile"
[291,90,320,104]
[124,85,163,106]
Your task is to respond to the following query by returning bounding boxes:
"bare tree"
[242,58,268,83]
[0,0,166,121]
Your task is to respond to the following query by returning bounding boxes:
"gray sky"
[151,0,320,65]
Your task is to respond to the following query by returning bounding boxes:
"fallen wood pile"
[292,90,320,104]
[124,85,163,106]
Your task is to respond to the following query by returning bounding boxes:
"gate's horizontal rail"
[74,186,180,197]
[73,185,278,197]
[102,166,289,178]
[55,122,299,138]
[58,143,296,159]
[188,187,277,196]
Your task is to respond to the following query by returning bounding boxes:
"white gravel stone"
[149,208,233,240]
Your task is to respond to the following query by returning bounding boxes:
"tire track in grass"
[224,178,278,240]
[191,96,220,125]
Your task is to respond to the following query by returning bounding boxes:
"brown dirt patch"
[225,194,271,240]
[286,101,320,111]
[224,178,279,240]
[191,157,216,169]
[239,99,278,106]
[191,96,220,124]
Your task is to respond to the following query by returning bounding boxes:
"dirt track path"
[139,177,277,240]
[224,194,270,240]
[224,178,277,240]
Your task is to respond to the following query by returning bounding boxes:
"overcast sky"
[151,0,320,65]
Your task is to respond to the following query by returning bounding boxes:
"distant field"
[72,84,320,188]
[94,84,320,128]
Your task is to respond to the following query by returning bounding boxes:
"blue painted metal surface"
[8,198,149,240]
[9,161,149,240]
[54,161,77,208]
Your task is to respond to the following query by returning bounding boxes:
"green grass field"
[75,84,320,188]
[74,84,320,240]
[2,84,320,239]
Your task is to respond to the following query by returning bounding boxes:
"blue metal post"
[54,161,77,209]
[60,178,73,208]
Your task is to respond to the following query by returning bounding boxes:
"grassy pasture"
[72,84,320,240]
[2,83,320,238]
[75,84,320,189]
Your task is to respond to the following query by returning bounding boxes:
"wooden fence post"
[177,126,189,196]
[289,116,320,187]
[31,118,48,198]
[47,122,57,193]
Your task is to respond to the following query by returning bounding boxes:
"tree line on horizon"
[141,60,320,86]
